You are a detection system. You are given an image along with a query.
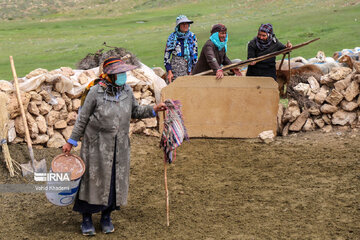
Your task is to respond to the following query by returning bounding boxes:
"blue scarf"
[210,32,228,52]
[166,26,192,63]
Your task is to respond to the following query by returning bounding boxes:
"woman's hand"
[153,103,167,112]
[232,68,242,76]
[167,70,174,83]
[286,41,292,49]
[62,142,73,154]
[216,69,224,79]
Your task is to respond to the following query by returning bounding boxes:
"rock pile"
[278,63,360,136]
[0,64,166,148]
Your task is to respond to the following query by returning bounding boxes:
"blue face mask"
[115,73,127,86]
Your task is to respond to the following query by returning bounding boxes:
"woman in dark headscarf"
[246,23,292,80]
[164,15,198,84]
[62,57,166,236]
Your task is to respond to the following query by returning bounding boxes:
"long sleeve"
[70,86,97,141]
[247,42,257,59]
[131,90,155,119]
[223,54,232,66]
[164,48,172,72]
[190,34,198,72]
[204,43,221,72]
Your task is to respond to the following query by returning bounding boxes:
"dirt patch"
[0,130,359,239]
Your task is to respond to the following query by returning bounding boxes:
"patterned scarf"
[166,26,195,68]
[255,23,276,51]
[210,32,228,52]
[80,73,123,106]
[160,99,188,164]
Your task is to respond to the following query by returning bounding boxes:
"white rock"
[325,89,343,106]
[320,104,338,114]
[46,111,60,126]
[293,83,310,96]
[322,125,333,133]
[61,126,74,140]
[28,102,40,116]
[289,110,309,132]
[258,130,275,143]
[72,99,81,112]
[344,81,359,102]
[314,118,325,128]
[66,112,78,126]
[314,85,330,105]
[340,100,358,111]
[33,134,49,145]
[7,120,16,143]
[53,97,66,111]
[36,115,47,134]
[54,120,67,129]
[307,76,320,93]
[38,101,52,115]
[282,100,300,123]
[26,68,48,79]
[302,118,316,131]
[47,131,66,148]
[332,110,357,125]
[142,118,157,128]
[0,80,14,93]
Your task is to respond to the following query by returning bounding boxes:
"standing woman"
[164,15,198,84]
[246,23,292,80]
[62,57,166,236]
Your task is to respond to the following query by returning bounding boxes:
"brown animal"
[276,64,323,99]
[338,54,354,70]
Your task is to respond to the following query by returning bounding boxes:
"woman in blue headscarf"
[246,23,292,81]
[192,24,241,79]
[164,15,198,84]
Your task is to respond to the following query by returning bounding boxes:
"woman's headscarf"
[209,24,228,52]
[254,23,276,51]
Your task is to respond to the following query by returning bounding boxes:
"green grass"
[0,0,359,80]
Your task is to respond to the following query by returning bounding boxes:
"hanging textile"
[160,99,188,163]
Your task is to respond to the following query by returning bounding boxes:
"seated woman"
[164,15,198,84]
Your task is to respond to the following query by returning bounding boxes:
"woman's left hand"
[153,103,167,112]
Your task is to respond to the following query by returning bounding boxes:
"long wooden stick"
[162,110,170,227]
[194,38,320,76]
[10,56,36,169]
[164,154,170,227]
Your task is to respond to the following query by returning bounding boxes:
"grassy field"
[0,0,359,80]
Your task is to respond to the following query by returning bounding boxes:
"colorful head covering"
[210,32,228,52]
[102,57,137,75]
[210,24,227,34]
[175,15,193,27]
[258,23,273,35]
[255,23,276,51]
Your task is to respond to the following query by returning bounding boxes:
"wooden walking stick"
[163,111,170,227]
[164,152,170,227]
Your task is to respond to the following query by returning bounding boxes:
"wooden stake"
[164,154,170,227]
[162,110,170,227]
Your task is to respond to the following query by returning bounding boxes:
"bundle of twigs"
[0,92,20,176]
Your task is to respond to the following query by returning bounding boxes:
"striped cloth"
[160,99,188,164]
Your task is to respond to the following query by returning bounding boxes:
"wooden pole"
[162,110,170,227]
[194,38,320,76]
[164,154,170,227]
[10,56,36,169]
